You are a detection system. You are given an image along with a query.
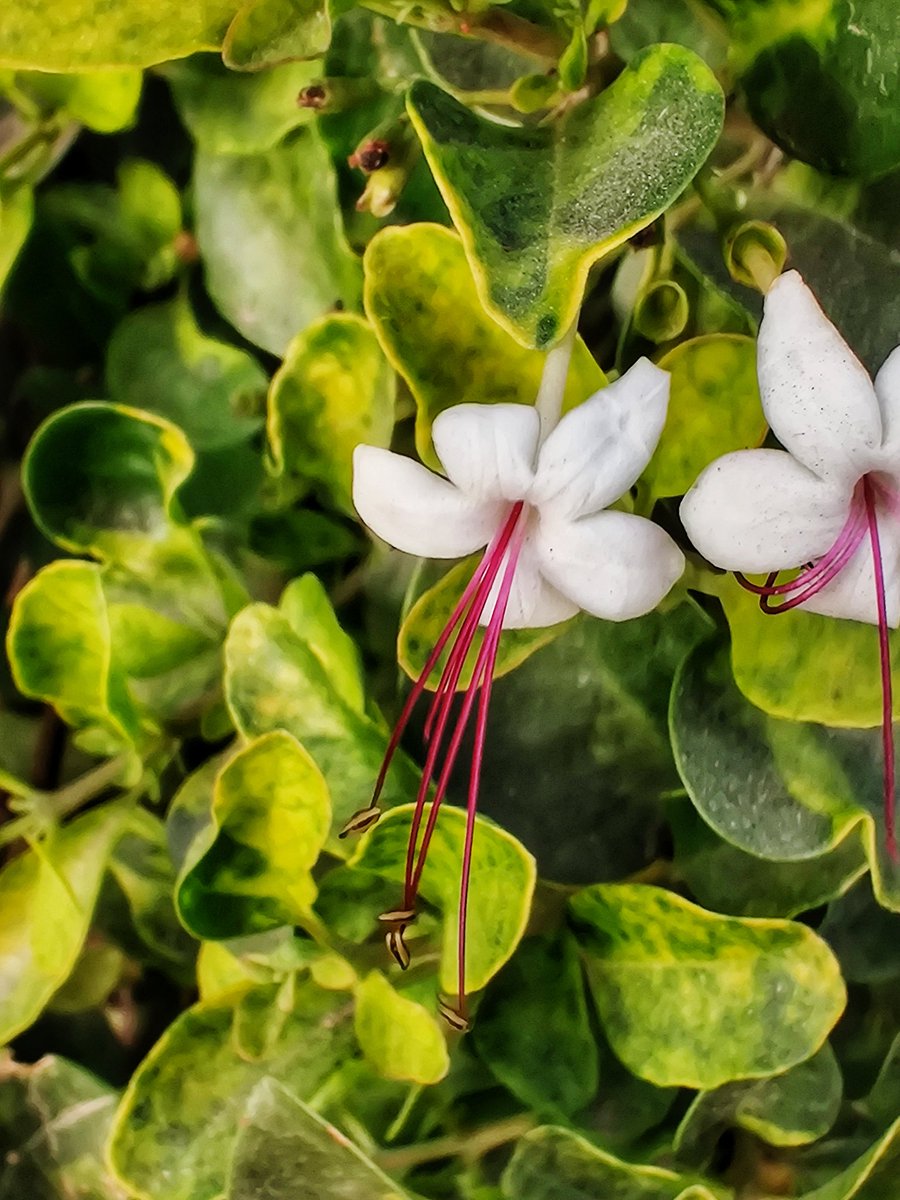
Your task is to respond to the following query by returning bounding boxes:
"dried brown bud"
[349,139,390,174]
[298,83,328,109]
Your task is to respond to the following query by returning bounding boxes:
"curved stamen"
[863,478,897,861]
[401,504,524,908]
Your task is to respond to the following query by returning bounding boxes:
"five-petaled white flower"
[353,358,685,629]
[345,358,684,1030]
[681,269,900,857]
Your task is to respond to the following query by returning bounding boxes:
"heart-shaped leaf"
[570,883,846,1089]
[177,731,331,939]
[363,223,605,469]
[407,45,724,347]
[351,803,536,995]
[267,312,395,514]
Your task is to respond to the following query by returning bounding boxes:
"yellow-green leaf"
[267,312,395,513]
[223,0,331,70]
[177,731,332,939]
[354,971,449,1085]
[570,883,846,1089]
[351,803,536,996]
[363,223,605,468]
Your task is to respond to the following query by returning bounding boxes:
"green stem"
[0,754,130,846]
[376,1113,536,1171]
[534,318,577,440]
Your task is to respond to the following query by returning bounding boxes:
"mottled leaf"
[351,803,536,995]
[177,731,331,938]
[109,980,355,1200]
[407,46,724,347]
[643,334,765,499]
[354,971,449,1085]
[363,224,605,468]
[106,297,267,450]
[0,804,126,1043]
[278,574,364,714]
[268,312,394,513]
[570,883,846,1088]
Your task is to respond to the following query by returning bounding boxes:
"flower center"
[736,475,897,860]
[340,501,529,1028]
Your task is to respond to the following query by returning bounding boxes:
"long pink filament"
[863,478,897,861]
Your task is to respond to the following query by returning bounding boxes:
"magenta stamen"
[455,524,524,1018]
[400,504,524,909]
[863,478,897,861]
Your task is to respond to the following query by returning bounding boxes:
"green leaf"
[674,1045,842,1167]
[671,639,900,911]
[226,1077,411,1199]
[351,803,536,995]
[712,560,900,728]
[278,574,365,714]
[0,1054,127,1200]
[502,1125,724,1200]
[610,0,729,69]
[363,224,605,470]
[569,883,846,1089]
[165,57,320,154]
[670,795,867,919]
[223,0,332,70]
[18,68,142,132]
[717,0,900,177]
[224,602,419,842]
[106,297,267,451]
[856,1033,900,1130]
[820,879,900,985]
[399,558,570,691]
[268,312,395,513]
[0,186,33,293]
[177,731,331,939]
[0,804,126,1043]
[472,933,599,1117]
[798,1117,900,1200]
[23,402,194,560]
[354,971,449,1085]
[8,560,146,746]
[0,1,243,70]
[643,334,765,499]
[194,132,362,356]
[109,980,356,1200]
[407,46,724,347]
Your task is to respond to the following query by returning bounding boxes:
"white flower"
[353,358,685,629]
[681,270,900,627]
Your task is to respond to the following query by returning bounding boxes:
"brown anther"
[349,139,390,173]
[385,926,411,971]
[438,997,470,1033]
[298,84,328,109]
[378,907,417,926]
[338,805,381,839]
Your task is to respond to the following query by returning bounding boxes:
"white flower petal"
[801,512,900,628]
[874,346,900,461]
[482,537,579,630]
[432,403,540,502]
[758,271,881,482]
[529,358,670,522]
[680,448,852,573]
[534,510,684,622]
[352,445,505,558]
